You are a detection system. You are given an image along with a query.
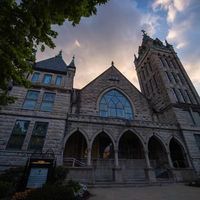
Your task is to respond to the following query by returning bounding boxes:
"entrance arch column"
[87,147,92,166]
[185,153,193,168]
[114,148,119,167]
[167,151,174,168]
[144,149,156,182]
[144,150,151,168]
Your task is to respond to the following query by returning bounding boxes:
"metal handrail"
[63,157,86,167]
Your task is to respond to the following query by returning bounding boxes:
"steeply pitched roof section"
[34,52,68,74]
[68,56,76,69]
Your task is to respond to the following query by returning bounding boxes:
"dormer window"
[55,75,62,86]
[43,74,52,84]
[31,72,40,83]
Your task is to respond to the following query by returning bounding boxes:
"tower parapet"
[134,31,174,66]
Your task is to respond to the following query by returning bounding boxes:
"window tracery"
[99,89,133,120]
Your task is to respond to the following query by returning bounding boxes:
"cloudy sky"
[36,0,200,94]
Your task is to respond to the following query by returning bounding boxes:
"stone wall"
[65,115,182,153]
[0,77,72,170]
[181,129,200,174]
[0,114,66,170]
[1,86,71,118]
[78,66,153,121]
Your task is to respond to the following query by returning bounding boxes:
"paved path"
[89,184,200,200]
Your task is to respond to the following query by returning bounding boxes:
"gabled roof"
[81,63,143,97]
[34,53,68,74]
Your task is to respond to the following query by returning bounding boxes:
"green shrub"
[0,181,13,198]
[67,180,81,192]
[0,167,25,198]
[25,184,75,200]
[0,167,24,183]
[52,166,68,184]
[0,167,25,189]
[11,189,34,200]
[12,180,81,200]
[0,166,80,200]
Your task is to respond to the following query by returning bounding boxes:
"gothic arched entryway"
[63,131,87,166]
[169,138,188,168]
[148,136,170,179]
[91,132,114,181]
[118,131,146,180]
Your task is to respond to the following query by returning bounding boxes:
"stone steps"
[87,179,174,188]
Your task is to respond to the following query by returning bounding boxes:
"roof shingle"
[34,54,68,74]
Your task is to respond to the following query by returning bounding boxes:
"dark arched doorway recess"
[119,132,144,159]
[92,132,114,159]
[118,131,145,180]
[148,136,170,178]
[91,132,114,181]
[169,138,188,168]
[63,131,87,166]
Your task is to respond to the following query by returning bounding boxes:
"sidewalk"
[89,184,200,200]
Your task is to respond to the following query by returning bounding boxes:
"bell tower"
[134,31,200,125]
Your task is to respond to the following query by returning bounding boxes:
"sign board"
[27,167,48,188]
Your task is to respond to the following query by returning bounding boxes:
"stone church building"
[0,33,200,184]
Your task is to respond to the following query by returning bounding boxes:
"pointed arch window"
[99,89,133,120]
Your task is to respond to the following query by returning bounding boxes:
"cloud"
[36,0,200,95]
[176,42,186,49]
[152,0,200,94]
[167,4,176,22]
[36,0,160,90]
[140,13,160,36]
[166,18,190,49]
[74,40,81,47]
[173,0,190,11]
[152,0,191,23]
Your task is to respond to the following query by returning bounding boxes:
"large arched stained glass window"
[99,89,133,120]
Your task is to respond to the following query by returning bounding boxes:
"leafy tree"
[0,0,108,106]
